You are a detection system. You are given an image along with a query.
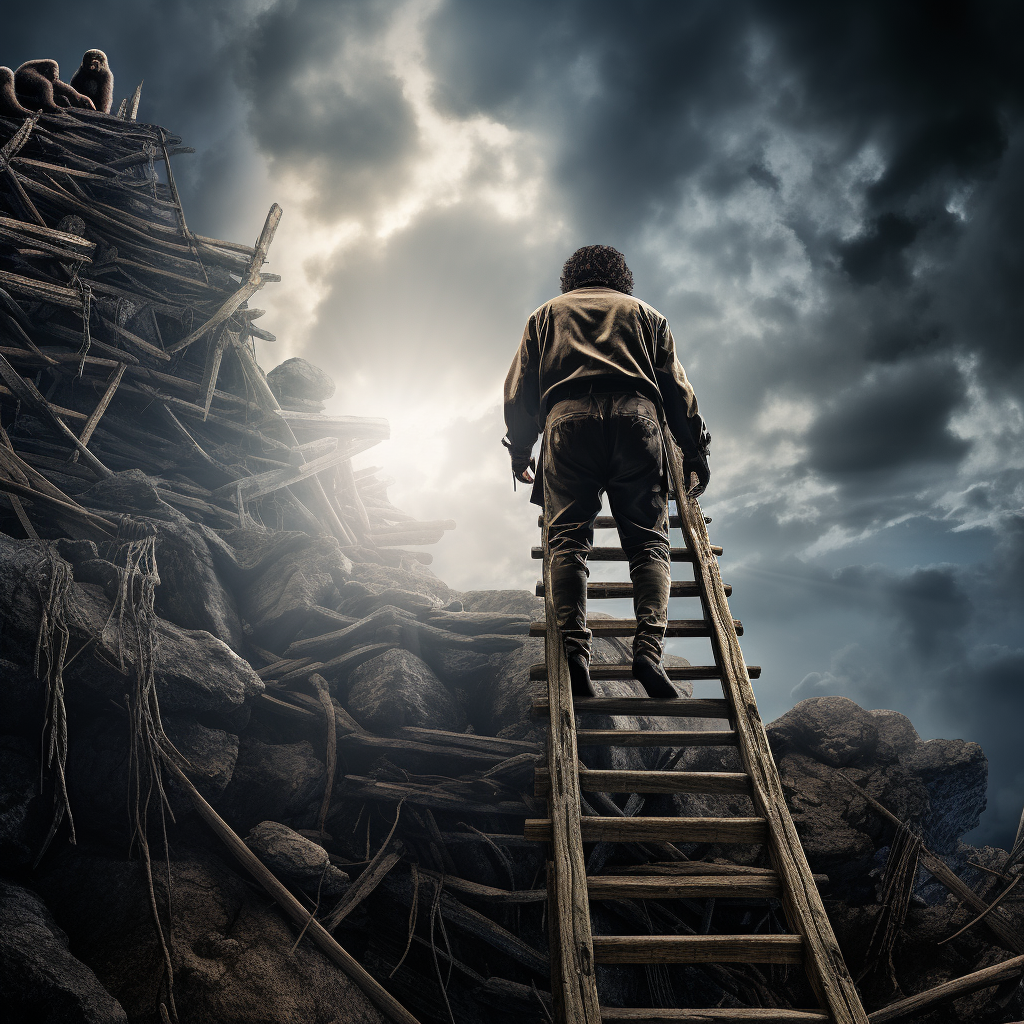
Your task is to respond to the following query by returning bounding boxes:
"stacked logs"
[0,102,452,553]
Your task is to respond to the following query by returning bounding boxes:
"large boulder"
[0,878,127,1024]
[217,738,325,835]
[36,847,385,1024]
[0,535,263,731]
[346,648,466,734]
[244,821,350,897]
[230,534,353,651]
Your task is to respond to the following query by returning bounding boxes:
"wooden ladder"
[525,434,869,1024]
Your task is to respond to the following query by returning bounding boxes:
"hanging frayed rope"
[33,542,76,864]
[102,515,180,1023]
[858,819,922,989]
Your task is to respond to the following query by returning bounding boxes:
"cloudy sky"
[7,0,1022,846]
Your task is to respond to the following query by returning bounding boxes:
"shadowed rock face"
[0,879,127,1024]
[33,849,384,1024]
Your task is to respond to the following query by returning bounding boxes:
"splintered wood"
[0,106,454,551]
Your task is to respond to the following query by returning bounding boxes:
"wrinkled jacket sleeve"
[503,315,542,455]
[652,316,710,461]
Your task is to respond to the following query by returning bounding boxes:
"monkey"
[15,59,95,113]
[70,49,113,114]
[0,67,33,118]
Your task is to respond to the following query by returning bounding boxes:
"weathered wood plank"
[532,545,720,561]
[537,580,732,598]
[587,874,781,900]
[575,730,737,747]
[526,817,767,844]
[530,618,742,638]
[530,663,761,681]
[664,435,867,1023]
[534,768,751,797]
[533,697,731,719]
[600,1008,828,1022]
[591,935,803,965]
[541,481,602,1023]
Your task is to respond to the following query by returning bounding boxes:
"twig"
[938,876,1022,945]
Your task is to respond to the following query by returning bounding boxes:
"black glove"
[502,436,535,485]
[683,452,710,496]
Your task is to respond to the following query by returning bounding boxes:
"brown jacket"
[503,285,708,459]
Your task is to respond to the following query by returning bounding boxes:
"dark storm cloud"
[238,0,416,214]
[806,356,970,476]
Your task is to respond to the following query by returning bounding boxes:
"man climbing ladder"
[503,245,711,699]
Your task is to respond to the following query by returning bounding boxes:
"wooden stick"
[166,204,281,354]
[866,953,1024,1023]
[310,674,337,837]
[321,842,406,933]
[162,759,421,1024]
[836,773,1024,954]
[0,349,111,477]
[938,875,1021,944]
[71,362,125,463]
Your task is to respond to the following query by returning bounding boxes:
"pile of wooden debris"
[0,104,450,550]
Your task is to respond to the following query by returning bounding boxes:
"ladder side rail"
[541,498,602,1024]
[662,434,869,1024]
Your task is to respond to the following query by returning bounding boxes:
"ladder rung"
[525,816,766,844]
[533,697,731,718]
[536,580,732,598]
[538,515,687,530]
[529,618,742,637]
[529,664,761,681]
[600,1007,828,1021]
[576,730,737,747]
[534,768,751,797]
[591,934,803,965]
[587,874,781,899]
[532,545,722,560]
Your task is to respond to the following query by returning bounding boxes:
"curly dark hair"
[560,245,634,294]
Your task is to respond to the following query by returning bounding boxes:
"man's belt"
[545,377,660,409]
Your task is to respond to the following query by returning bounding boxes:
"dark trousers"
[543,393,670,664]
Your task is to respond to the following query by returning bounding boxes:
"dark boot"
[568,651,597,699]
[632,653,677,698]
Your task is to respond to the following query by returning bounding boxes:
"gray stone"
[904,737,987,855]
[234,534,353,650]
[346,648,466,734]
[0,878,126,1023]
[36,848,385,1024]
[0,535,263,731]
[244,821,350,897]
[767,695,881,768]
[218,738,325,834]
[267,357,336,403]
[0,737,49,868]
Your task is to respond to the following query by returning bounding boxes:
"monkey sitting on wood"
[70,49,113,114]
[15,59,95,112]
[0,67,33,118]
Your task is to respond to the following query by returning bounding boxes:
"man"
[503,245,710,699]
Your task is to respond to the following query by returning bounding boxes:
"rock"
[267,357,336,404]
[344,561,453,610]
[767,696,882,768]
[0,878,127,1023]
[67,714,239,844]
[35,847,385,1024]
[244,822,349,897]
[0,656,44,739]
[903,737,987,855]
[346,648,466,734]
[0,737,49,868]
[233,535,353,650]
[218,738,325,834]
[0,535,263,732]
